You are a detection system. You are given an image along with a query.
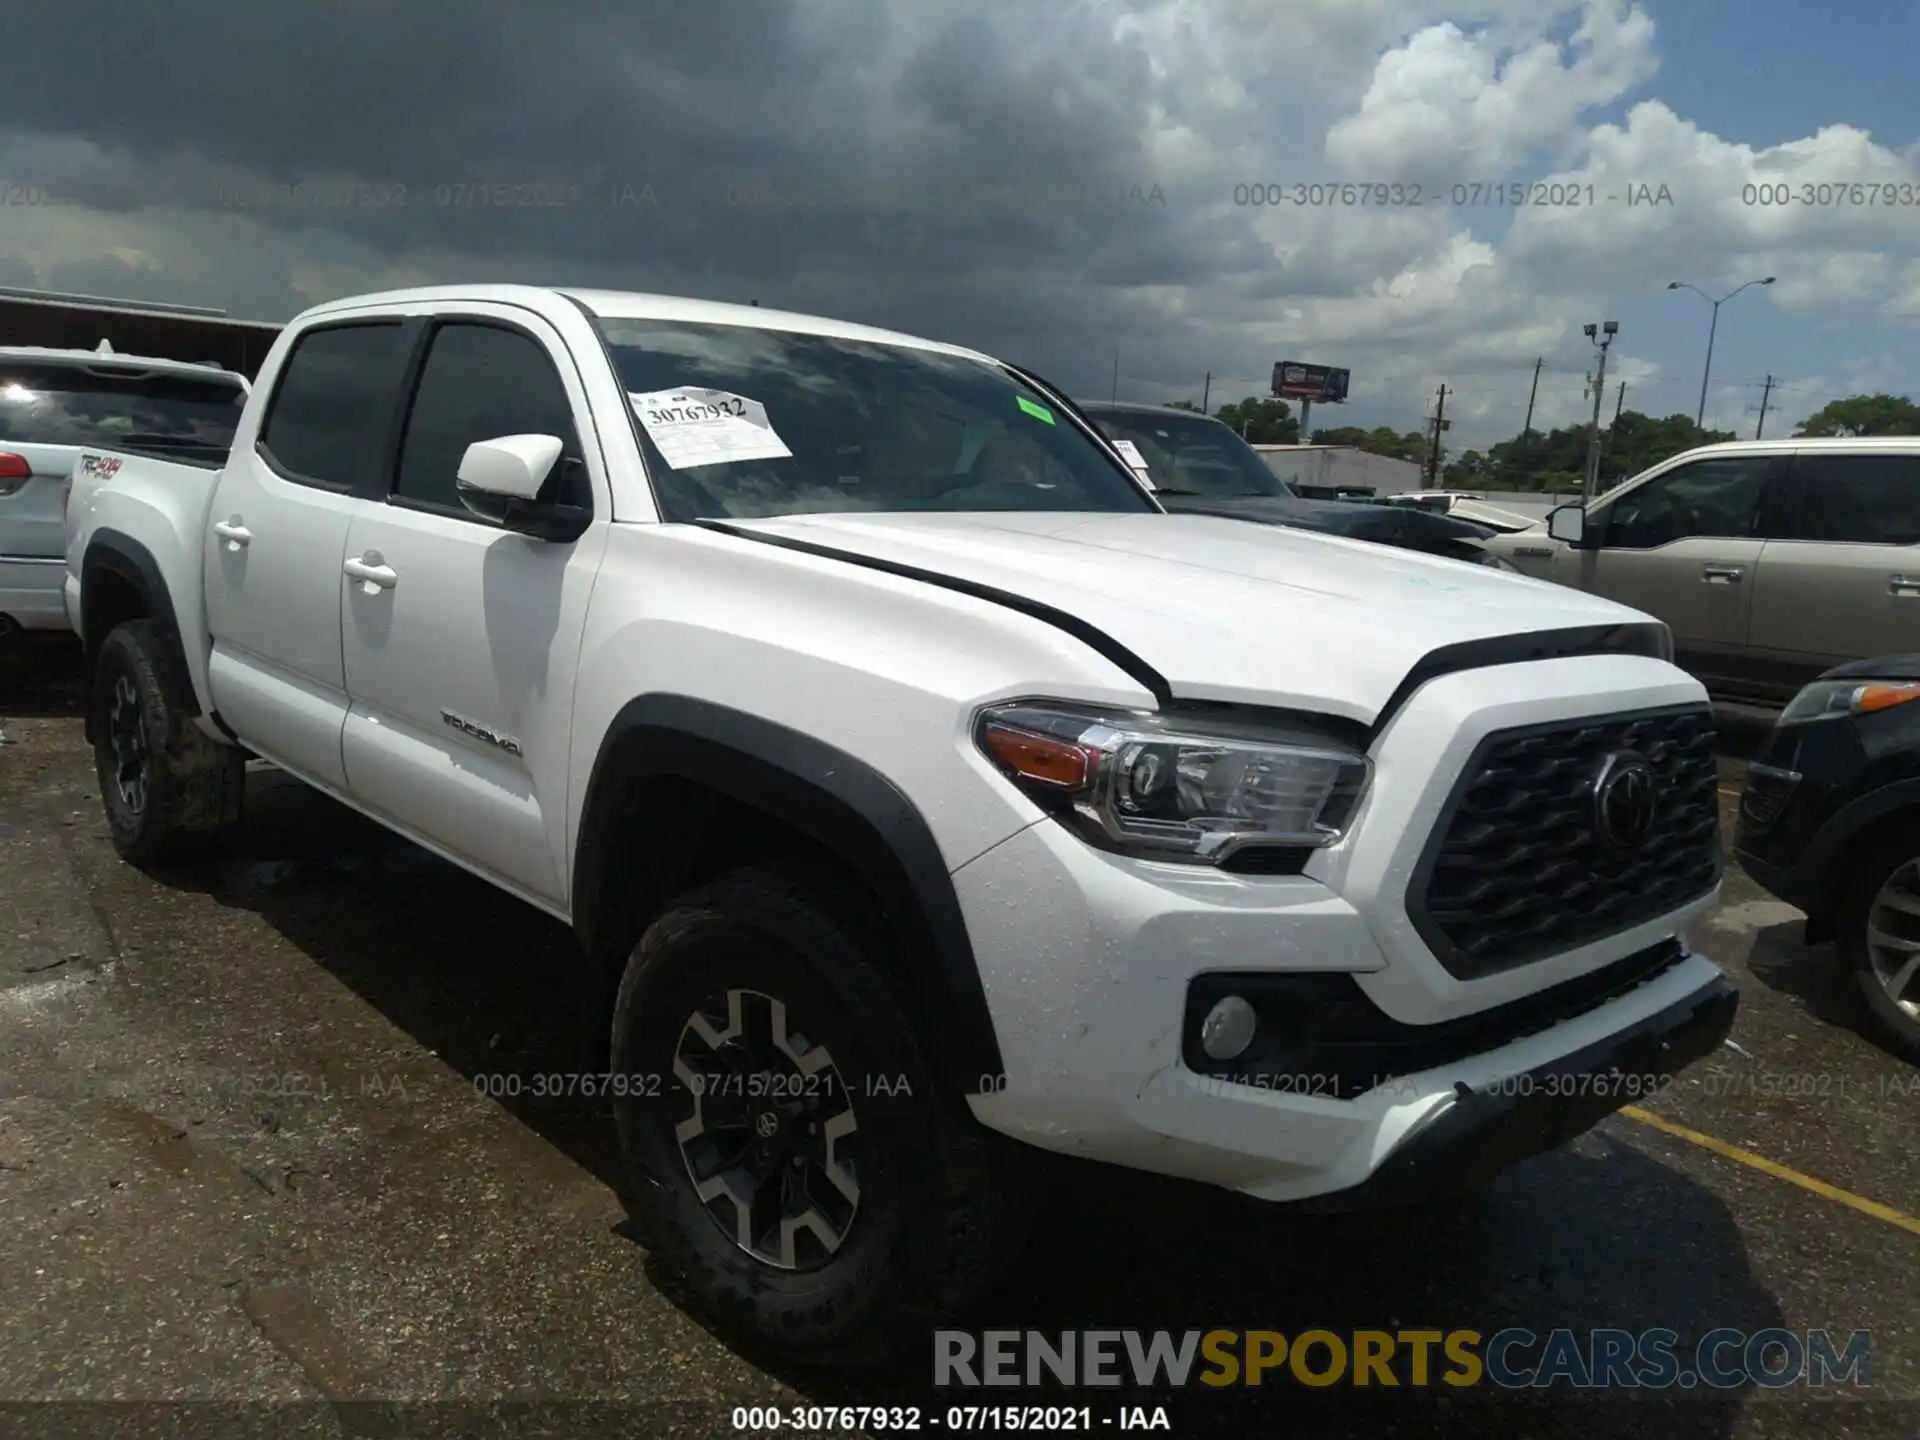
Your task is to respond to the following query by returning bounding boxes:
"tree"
[1481,411,1735,491]
[1211,395,1298,444]
[1309,425,1428,462]
[1794,393,1920,437]
[1442,449,1489,487]
[1162,400,1203,412]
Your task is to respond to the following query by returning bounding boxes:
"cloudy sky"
[1,0,1915,449]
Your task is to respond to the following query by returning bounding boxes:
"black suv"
[1735,655,1920,1060]
[1078,401,1513,568]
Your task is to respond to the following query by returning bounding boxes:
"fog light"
[1199,995,1257,1061]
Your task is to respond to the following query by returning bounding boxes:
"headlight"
[1779,679,1920,725]
[974,701,1371,863]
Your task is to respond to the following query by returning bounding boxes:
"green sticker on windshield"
[1017,396,1055,425]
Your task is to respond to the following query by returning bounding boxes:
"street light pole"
[1696,298,1721,429]
[1668,276,1775,429]
[1582,321,1618,503]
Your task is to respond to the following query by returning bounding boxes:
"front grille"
[1411,704,1721,976]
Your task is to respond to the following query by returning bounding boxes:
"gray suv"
[1485,439,1920,705]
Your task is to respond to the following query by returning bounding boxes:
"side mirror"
[1546,503,1589,547]
[455,434,589,542]
[458,434,562,501]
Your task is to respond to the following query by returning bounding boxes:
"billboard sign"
[1271,362,1350,403]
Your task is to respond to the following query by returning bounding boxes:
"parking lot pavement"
[2,663,1916,1439]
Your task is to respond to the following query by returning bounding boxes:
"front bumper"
[954,651,1727,1203]
[1732,719,1871,924]
[1293,972,1737,1211]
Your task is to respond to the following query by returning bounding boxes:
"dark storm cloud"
[0,0,1454,407]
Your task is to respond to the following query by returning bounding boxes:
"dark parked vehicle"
[1736,656,1920,1060]
[1078,401,1515,568]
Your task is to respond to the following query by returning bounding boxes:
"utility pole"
[1601,381,1626,477]
[1756,374,1774,438]
[1110,348,1119,403]
[1299,398,1312,439]
[1425,385,1448,489]
[1520,357,1543,451]
[1201,371,1211,412]
[1581,321,1617,502]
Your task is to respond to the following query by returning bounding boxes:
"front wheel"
[609,867,1026,1366]
[91,620,243,864]
[1837,839,1920,1063]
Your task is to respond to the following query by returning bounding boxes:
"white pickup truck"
[65,283,1736,1364]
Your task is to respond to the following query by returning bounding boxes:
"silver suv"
[1484,438,1920,705]
[0,343,248,641]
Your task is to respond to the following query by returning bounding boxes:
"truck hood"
[716,511,1664,723]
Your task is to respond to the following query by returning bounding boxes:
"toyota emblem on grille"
[1591,750,1660,851]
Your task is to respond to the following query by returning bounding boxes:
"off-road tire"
[91,620,243,864]
[610,865,1027,1366]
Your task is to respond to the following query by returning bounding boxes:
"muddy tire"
[610,865,1027,1366]
[91,620,243,864]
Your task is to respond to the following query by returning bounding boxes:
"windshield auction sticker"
[1109,438,1153,482]
[628,387,793,470]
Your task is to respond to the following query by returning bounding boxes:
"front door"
[338,312,606,907]
[1556,453,1786,696]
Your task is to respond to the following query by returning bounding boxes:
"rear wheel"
[609,866,1026,1365]
[1837,837,1920,1063]
[91,620,243,864]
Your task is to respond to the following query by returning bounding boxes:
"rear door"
[1746,450,1920,691]
[337,309,606,906]
[1551,453,1787,695]
[203,321,413,788]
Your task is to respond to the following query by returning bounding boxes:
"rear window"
[592,317,1154,521]
[1786,453,1920,544]
[0,360,245,456]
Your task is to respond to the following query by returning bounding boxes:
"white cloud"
[1324,0,1659,180]
[0,0,1913,457]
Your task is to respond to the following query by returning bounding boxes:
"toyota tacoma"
[65,284,1737,1364]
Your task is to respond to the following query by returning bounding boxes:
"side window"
[1603,457,1772,550]
[258,323,409,488]
[1784,454,1920,544]
[393,323,586,515]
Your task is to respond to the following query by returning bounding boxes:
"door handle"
[343,553,398,591]
[1701,563,1745,583]
[1891,575,1920,598]
[212,517,251,548]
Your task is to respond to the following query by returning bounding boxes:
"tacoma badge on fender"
[441,709,523,756]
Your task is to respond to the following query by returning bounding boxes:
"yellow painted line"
[1621,1105,1920,1238]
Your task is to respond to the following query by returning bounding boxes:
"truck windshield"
[1087,409,1294,499]
[0,362,245,454]
[593,317,1156,521]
